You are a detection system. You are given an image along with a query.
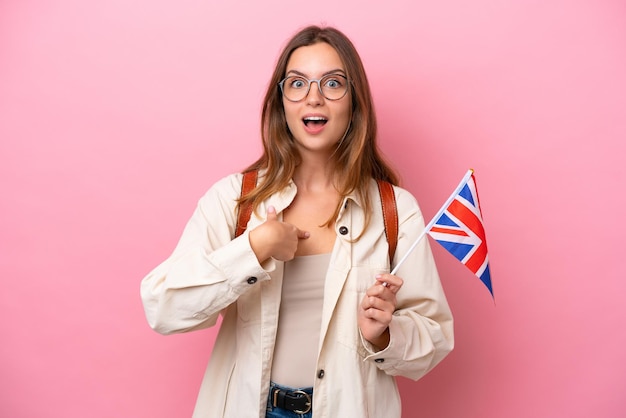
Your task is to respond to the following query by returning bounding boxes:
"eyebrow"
[285,69,347,78]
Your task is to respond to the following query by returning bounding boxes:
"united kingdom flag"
[427,171,493,297]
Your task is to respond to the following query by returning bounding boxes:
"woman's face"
[282,42,351,157]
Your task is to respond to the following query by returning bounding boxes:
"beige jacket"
[141,173,454,418]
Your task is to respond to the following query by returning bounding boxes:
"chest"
[282,191,340,256]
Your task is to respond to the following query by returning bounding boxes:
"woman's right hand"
[248,206,309,263]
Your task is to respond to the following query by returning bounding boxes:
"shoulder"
[366,179,423,223]
[388,183,425,224]
[390,184,419,208]
[212,172,245,192]
[198,172,245,206]
[370,179,420,211]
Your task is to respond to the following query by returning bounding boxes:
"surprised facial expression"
[282,42,351,157]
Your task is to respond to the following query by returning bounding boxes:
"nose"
[306,80,324,104]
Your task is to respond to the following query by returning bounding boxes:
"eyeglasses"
[278,74,349,102]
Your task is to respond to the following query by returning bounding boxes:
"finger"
[265,205,278,222]
[297,228,310,239]
[365,288,398,312]
[362,293,395,312]
[362,302,394,323]
[375,273,403,287]
[375,274,403,293]
[372,281,397,295]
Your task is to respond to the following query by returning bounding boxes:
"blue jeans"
[266,381,313,418]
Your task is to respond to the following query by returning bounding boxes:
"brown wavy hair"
[241,25,399,232]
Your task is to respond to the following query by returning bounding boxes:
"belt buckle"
[291,390,312,414]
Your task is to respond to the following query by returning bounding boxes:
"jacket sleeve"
[360,187,454,381]
[140,174,274,335]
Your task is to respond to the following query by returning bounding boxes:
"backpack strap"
[377,180,398,264]
[235,170,399,265]
[235,170,258,238]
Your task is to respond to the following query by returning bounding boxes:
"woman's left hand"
[357,273,404,350]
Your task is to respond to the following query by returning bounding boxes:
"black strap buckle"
[272,388,312,414]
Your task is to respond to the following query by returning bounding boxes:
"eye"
[323,76,345,89]
[289,77,307,89]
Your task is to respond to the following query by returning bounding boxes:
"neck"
[293,158,337,193]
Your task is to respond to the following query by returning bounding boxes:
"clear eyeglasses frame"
[278,74,349,102]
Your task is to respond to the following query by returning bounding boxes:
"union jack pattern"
[428,173,493,296]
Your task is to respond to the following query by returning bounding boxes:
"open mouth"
[303,116,328,127]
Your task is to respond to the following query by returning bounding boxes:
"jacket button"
[246,277,257,284]
[374,358,385,363]
[338,226,348,235]
[317,369,325,379]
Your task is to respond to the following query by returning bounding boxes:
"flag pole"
[391,169,474,275]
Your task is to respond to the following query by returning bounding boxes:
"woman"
[141,25,454,418]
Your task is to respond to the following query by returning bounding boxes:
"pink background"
[1,1,625,417]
